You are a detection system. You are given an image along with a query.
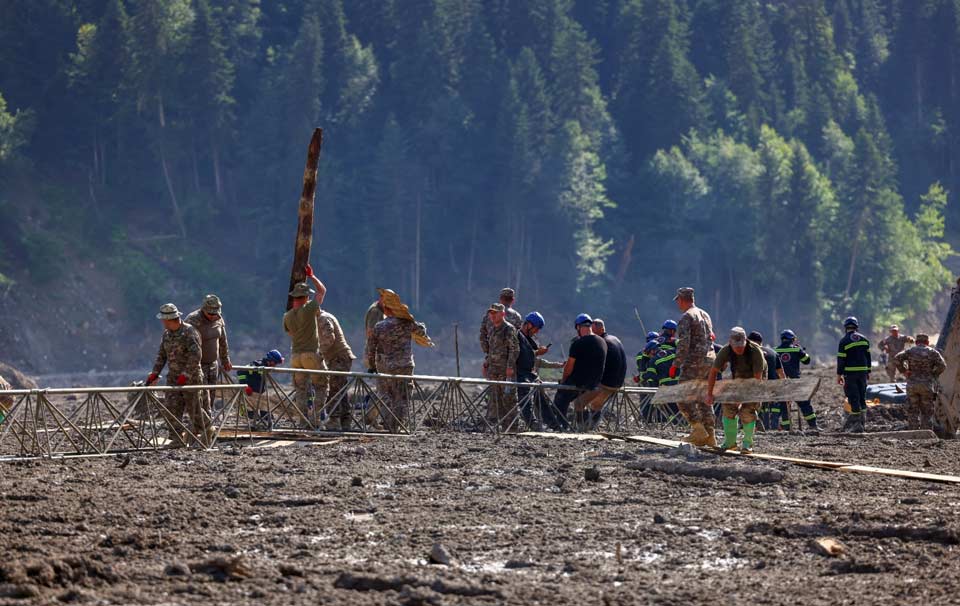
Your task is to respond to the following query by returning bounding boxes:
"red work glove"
[175,374,188,386]
[632,375,640,384]
[244,386,253,395]
[305,263,314,277]
[669,365,678,379]
[223,361,233,372]
[146,372,159,386]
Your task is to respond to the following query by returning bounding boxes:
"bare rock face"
[0,360,37,390]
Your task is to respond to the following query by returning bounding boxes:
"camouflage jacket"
[368,317,428,371]
[184,309,231,366]
[318,310,356,361]
[151,323,203,380]
[0,374,12,409]
[675,305,716,372]
[895,345,946,388]
[880,334,914,358]
[479,307,522,354]
[485,321,519,370]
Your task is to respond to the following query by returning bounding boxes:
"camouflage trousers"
[161,373,212,446]
[291,352,328,428]
[677,363,715,430]
[721,402,760,424]
[377,366,413,432]
[200,361,220,414]
[885,361,900,382]
[906,384,936,430]
[487,366,518,432]
[324,354,354,429]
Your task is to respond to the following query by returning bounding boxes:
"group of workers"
[138,269,947,449]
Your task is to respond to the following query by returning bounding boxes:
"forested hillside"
[0,0,958,372]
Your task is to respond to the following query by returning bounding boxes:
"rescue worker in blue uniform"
[634,331,660,384]
[773,329,818,432]
[638,340,681,423]
[837,316,871,433]
[659,320,677,351]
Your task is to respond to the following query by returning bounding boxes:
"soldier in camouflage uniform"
[184,294,232,414]
[895,334,946,430]
[283,266,328,428]
[670,287,718,447]
[317,309,357,430]
[147,303,213,447]
[480,288,522,377]
[367,296,430,432]
[0,374,12,423]
[484,303,520,431]
[880,325,914,381]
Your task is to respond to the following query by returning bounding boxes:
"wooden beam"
[651,377,821,405]
[286,128,323,311]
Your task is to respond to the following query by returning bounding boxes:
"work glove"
[632,375,640,384]
[223,361,233,372]
[146,372,159,386]
[305,263,314,277]
[668,365,678,379]
[366,368,376,374]
[244,386,254,396]
[175,374,188,386]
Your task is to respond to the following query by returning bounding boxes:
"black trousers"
[843,374,868,415]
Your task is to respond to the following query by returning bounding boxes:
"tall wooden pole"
[287,128,323,311]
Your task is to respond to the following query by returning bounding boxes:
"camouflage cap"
[729,326,747,347]
[289,282,314,298]
[499,288,515,299]
[889,324,899,331]
[156,303,182,320]
[673,287,695,301]
[202,294,222,313]
[489,303,505,313]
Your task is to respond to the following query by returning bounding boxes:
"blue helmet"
[662,319,678,331]
[265,349,284,364]
[843,316,859,329]
[575,313,593,327]
[646,331,660,341]
[525,311,545,330]
[780,329,796,341]
[644,340,660,353]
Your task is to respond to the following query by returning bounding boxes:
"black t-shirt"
[516,330,539,377]
[760,345,783,380]
[600,333,627,388]
[566,334,607,389]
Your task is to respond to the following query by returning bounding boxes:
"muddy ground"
[2,368,960,605]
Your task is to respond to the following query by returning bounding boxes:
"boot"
[841,414,857,432]
[721,417,739,450]
[589,410,603,431]
[703,424,718,448]
[741,421,757,454]
[682,422,710,447]
[805,418,820,435]
[852,414,865,433]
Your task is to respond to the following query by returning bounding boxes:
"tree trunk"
[844,208,868,298]
[212,142,224,200]
[467,206,478,293]
[160,148,187,239]
[191,132,202,195]
[286,128,324,311]
[415,190,422,310]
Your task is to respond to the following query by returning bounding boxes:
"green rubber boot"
[741,421,757,454]
[721,416,738,450]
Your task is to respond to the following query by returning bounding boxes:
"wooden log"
[840,429,938,440]
[625,459,786,484]
[286,128,324,311]
[651,377,821,405]
[936,277,960,435]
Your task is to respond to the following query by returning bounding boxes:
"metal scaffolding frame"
[0,367,669,460]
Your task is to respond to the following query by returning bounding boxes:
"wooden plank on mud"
[651,377,821,404]
[606,433,960,484]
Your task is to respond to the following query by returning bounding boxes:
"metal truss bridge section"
[0,367,666,460]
